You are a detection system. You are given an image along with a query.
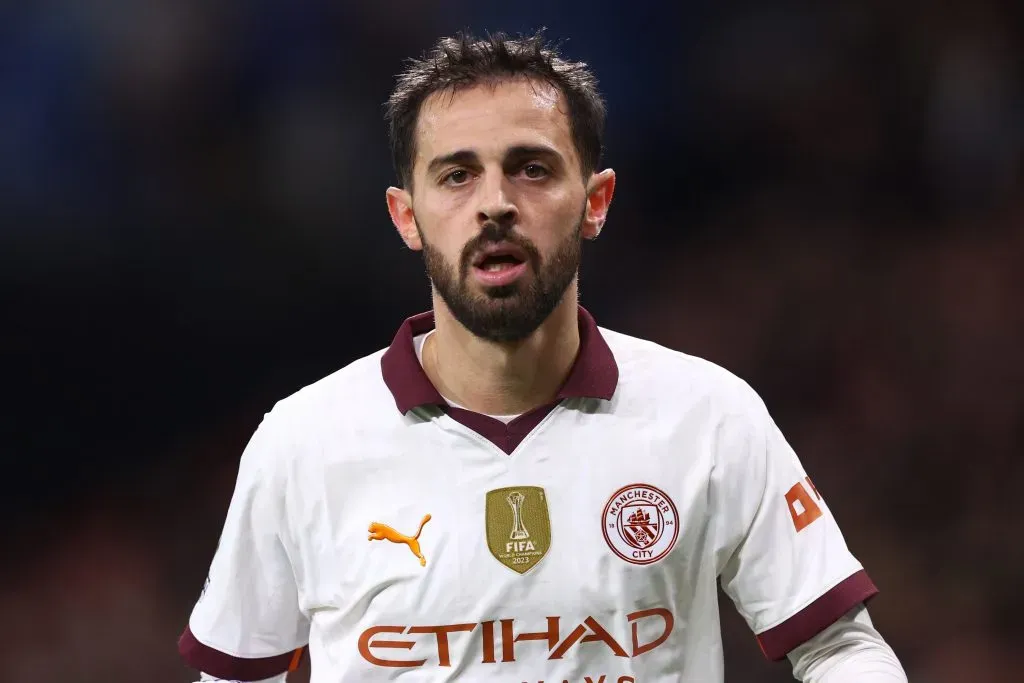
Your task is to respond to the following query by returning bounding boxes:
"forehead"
[415,78,578,169]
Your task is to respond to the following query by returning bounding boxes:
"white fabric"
[198,674,287,683]
[412,331,522,423]
[187,417,311,658]
[187,327,871,682]
[715,385,865,636]
[788,605,907,682]
[411,329,431,364]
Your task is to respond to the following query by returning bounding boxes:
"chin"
[479,284,521,300]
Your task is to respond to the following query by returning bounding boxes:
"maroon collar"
[381,306,618,415]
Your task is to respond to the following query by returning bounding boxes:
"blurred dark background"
[2,1,1022,681]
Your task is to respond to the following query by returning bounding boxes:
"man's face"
[404,78,591,342]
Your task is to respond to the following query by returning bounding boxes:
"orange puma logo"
[368,514,432,566]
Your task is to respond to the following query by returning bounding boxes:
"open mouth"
[472,245,528,272]
[469,243,530,286]
[475,253,525,272]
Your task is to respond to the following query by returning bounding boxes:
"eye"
[521,163,548,179]
[442,169,471,186]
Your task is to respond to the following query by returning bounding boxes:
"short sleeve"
[178,417,309,681]
[713,388,878,661]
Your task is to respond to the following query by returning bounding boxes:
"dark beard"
[421,218,583,343]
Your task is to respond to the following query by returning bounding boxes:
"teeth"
[484,263,510,272]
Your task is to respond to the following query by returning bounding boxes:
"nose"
[476,173,518,228]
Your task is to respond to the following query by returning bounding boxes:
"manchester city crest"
[602,483,679,565]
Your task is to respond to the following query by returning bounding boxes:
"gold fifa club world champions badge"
[486,486,551,574]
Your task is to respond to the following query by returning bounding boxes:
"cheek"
[523,190,584,240]
[416,200,473,254]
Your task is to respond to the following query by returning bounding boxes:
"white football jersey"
[179,308,877,682]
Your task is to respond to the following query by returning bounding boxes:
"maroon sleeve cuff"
[178,625,305,681]
[756,569,879,661]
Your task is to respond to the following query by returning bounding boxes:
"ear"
[386,186,422,251]
[581,169,616,240]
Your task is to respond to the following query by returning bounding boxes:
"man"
[179,32,907,682]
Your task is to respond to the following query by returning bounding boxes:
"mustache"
[459,222,541,275]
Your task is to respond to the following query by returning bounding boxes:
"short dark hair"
[386,31,606,189]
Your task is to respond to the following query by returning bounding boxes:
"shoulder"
[270,348,394,425]
[600,326,767,419]
[244,347,399,466]
[601,328,784,485]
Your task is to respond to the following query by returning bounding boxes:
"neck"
[423,287,581,416]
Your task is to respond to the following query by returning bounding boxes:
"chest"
[291,406,717,618]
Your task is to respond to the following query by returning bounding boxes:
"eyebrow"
[505,145,563,166]
[425,145,564,176]
[426,150,479,176]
